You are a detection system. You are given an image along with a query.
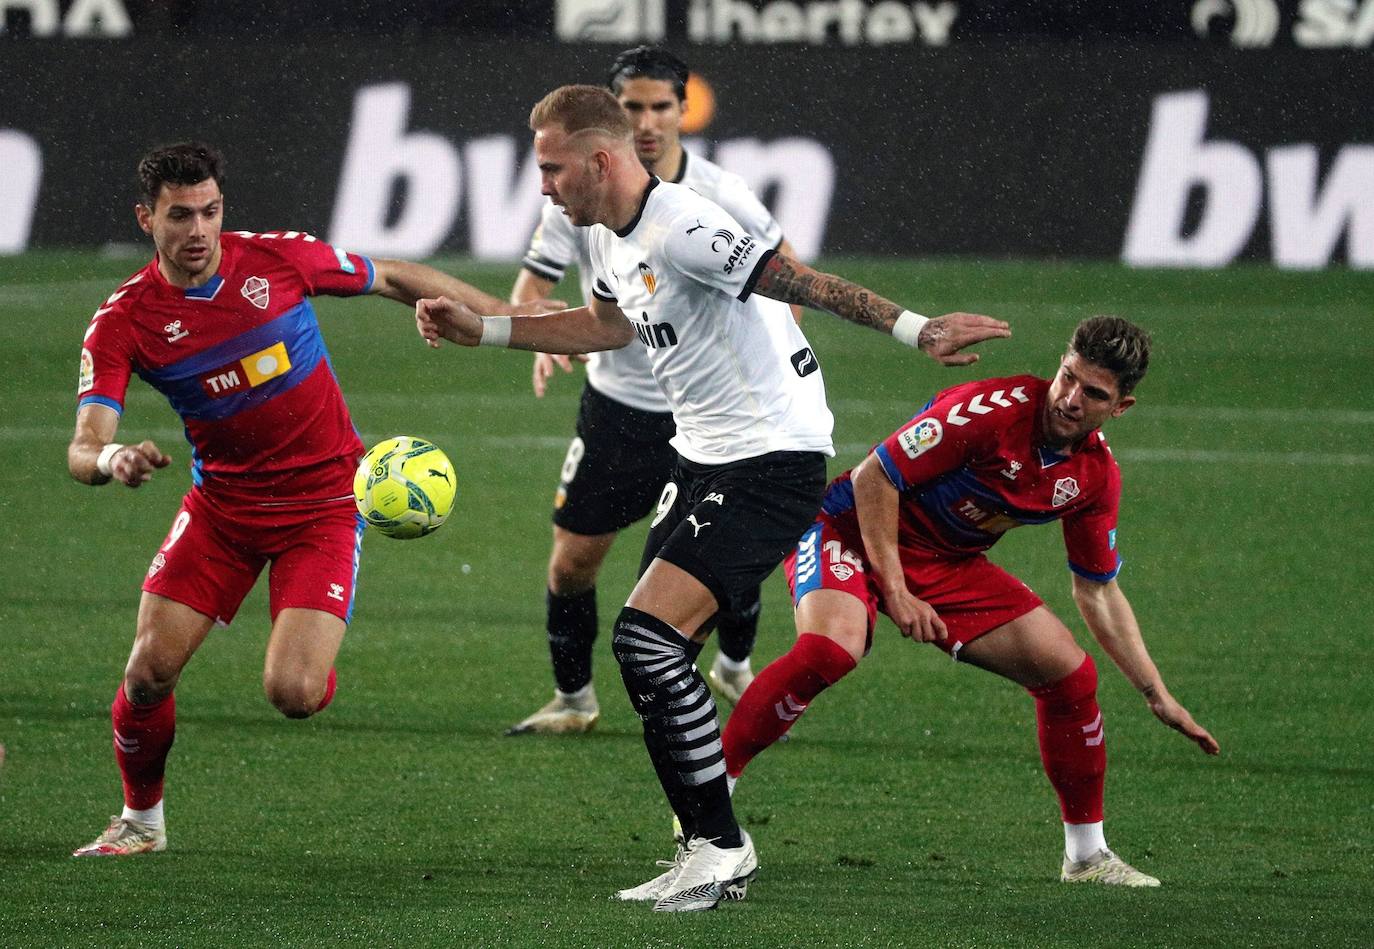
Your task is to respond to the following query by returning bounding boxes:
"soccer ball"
[353,436,456,539]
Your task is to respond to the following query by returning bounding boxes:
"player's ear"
[134,201,153,235]
[1111,395,1136,419]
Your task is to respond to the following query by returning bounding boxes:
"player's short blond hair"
[529,85,634,144]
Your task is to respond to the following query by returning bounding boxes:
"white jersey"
[587,178,834,465]
[521,150,784,413]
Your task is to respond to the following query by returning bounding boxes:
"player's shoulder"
[223,228,321,262]
[90,259,161,323]
[678,149,728,192]
[928,374,1045,414]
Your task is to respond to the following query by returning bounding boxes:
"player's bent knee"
[123,655,183,706]
[264,674,326,720]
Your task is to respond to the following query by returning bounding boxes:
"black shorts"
[639,450,828,615]
[551,383,678,536]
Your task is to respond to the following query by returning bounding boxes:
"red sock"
[723,633,857,778]
[315,667,338,713]
[111,685,176,810]
[1028,654,1106,824]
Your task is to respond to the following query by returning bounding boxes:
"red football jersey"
[77,231,374,505]
[822,375,1122,581]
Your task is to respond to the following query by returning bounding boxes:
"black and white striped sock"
[612,606,741,847]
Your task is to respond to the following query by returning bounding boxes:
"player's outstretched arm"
[751,253,1010,365]
[68,404,171,488]
[1071,575,1220,755]
[511,268,586,397]
[416,294,634,355]
[851,454,947,644]
[372,258,564,316]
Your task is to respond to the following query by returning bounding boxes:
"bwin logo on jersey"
[634,321,678,349]
[723,236,757,274]
[710,228,736,251]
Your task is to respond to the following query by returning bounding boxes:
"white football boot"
[707,653,754,708]
[72,816,167,857]
[652,832,758,912]
[504,685,599,735]
[1060,848,1161,887]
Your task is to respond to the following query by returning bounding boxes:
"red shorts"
[784,513,1043,656]
[142,487,365,626]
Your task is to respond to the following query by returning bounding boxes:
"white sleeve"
[713,170,784,250]
[666,205,776,302]
[585,227,618,302]
[521,201,579,282]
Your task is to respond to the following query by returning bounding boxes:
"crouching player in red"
[68,142,541,856]
[722,316,1219,886]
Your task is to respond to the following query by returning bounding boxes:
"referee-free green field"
[1,253,1370,947]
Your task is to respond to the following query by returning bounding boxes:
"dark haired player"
[416,85,1008,911]
[69,142,543,857]
[509,46,802,736]
[722,316,1220,887]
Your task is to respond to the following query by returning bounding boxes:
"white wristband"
[96,442,125,477]
[892,310,929,348]
[479,315,512,348]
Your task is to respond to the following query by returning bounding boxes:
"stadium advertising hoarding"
[0,39,1368,268]
[10,0,1374,47]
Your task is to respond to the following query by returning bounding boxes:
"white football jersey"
[587,178,834,465]
[521,150,784,413]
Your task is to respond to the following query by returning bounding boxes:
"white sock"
[1064,821,1107,862]
[726,774,738,796]
[556,683,595,702]
[123,800,164,828]
[715,652,751,674]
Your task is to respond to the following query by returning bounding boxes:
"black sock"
[716,590,761,664]
[612,606,742,848]
[547,588,597,694]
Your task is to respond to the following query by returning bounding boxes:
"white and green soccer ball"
[353,436,456,539]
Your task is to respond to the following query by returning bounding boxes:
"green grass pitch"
[0,252,1370,946]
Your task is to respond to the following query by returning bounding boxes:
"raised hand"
[918,313,1013,366]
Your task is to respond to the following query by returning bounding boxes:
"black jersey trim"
[614,176,661,238]
[521,255,566,282]
[737,247,778,302]
[592,277,618,302]
[671,151,689,184]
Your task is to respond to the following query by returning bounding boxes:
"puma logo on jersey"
[686,514,711,537]
[686,219,705,235]
[634,321,678,349]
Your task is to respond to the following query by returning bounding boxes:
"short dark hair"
[1069,316,1152,396]
[137,142,225,207]
[607,45,690,101]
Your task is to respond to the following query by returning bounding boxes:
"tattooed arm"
[751,252,1011,366]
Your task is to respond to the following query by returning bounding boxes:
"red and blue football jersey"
[77,231,375,505]
[822,375,1122,581]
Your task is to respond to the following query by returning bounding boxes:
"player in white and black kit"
[507,47,802,737]
[416,85,1009,913]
